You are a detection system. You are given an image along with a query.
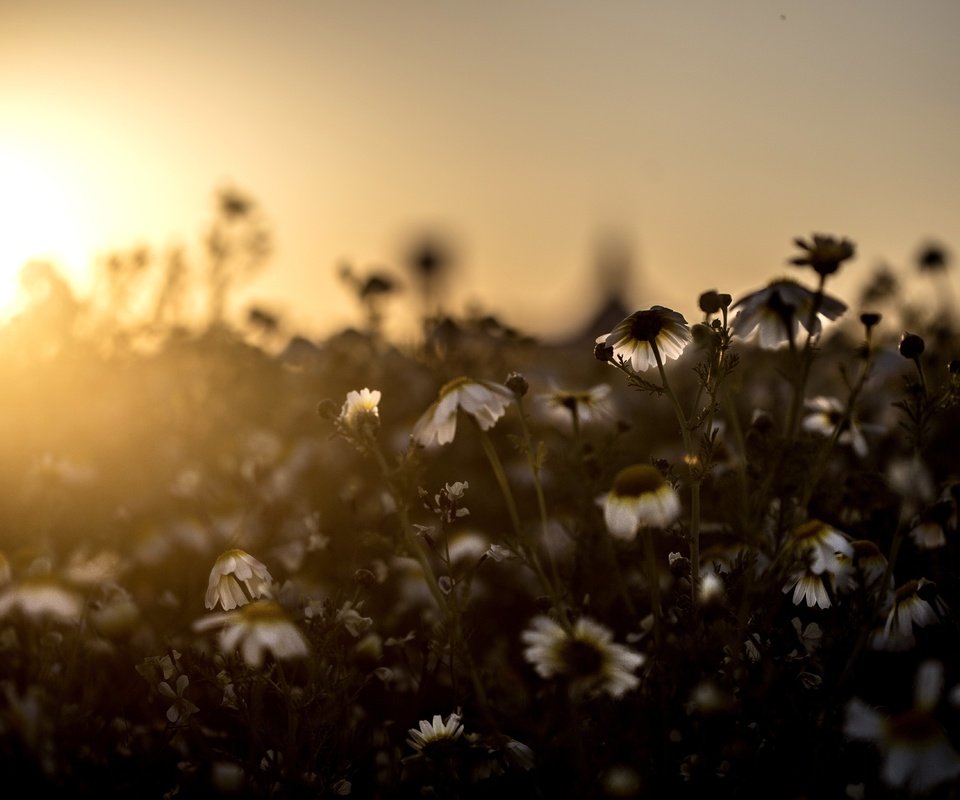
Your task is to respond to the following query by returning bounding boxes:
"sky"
[1,0,959,342]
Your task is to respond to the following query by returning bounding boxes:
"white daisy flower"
[782,567,833,609]
[872,579,944,651]
[0,575,84,624]
[521,615,645,699]
[845,660,960,794]
[412,377,514,447]
[785,519,853,577]
[193,600,309,669]
[731,279,846,349]
[406,712,465,755]
[336,387,381,441]
[535,384,614,430]
[204,549,274,611]
[596,306,692,373]
[802,396,869,458]
[600,464,681,540]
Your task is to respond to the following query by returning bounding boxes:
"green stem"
[642,528,663,650]
[476,424,569,628]
[653,343,701,610]
[372,446,448,612]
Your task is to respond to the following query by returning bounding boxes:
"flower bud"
[899,332,925,360]
[316,399,339,420]
[859,312,881,330]
[594,341,614,362]
[505,371,529,397]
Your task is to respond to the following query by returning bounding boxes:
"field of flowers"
[0,229,958,798]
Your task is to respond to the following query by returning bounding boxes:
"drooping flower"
[600,464,681,540]
[835,540,892,600]
[730,279,846,349]
[801,396,869,458]
[596,306,692,372]
[872,579,946,651]
[782,566,834,609]
[783,519,853,577]
[406,712,465,756]
[412,377,514,447]
[908,500,952,550]
[521,615,645,699]
[789,233,856,277]
[193,600,309,668]
[204,549,274,611]
[845,660,960,794]
[535,384,614,430]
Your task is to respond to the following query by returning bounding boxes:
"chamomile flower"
[536,383,614,430]
[845,660,960,794]
[0,575,84,624]
[600,464,681,540]
[406,712,465,756]
[596,306,692,372]
[521,615,645,699]
[789,233,856,277]
[204,549,274,611]
[412,377,514,447]
[783,566,834,609]
[335,387,381,445]
[801,396,869,458]
[908,500,952,550]
[783,519,853,580]
[193,600,309,668]
[872,579,945,651]
[731,279,847,349]
[835,540,892,599]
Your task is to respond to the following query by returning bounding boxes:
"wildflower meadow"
[0,214,958,798]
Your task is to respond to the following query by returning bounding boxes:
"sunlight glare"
[0,147,89,320]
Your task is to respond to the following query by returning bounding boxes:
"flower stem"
[476,424,569,628]
[372,446,448,612]
[642,528,663,650]
[653,343,701,611]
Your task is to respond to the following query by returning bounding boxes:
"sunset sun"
[0,146,89,319]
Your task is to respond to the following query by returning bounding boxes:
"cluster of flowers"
[0,233,958,797]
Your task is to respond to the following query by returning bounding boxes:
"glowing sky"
[2,0,958,340]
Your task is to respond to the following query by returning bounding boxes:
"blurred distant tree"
[204,186,272,328]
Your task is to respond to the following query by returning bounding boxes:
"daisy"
[782,566,834,609]
[835,540,891,599]
[600,464,681,540]
[872,579,944,651]
[193,600,309,668]
[536,384,614,430]
[789,233,856,277]
[801,396,868,458]
[204,549,274,611]
[335,387,381,442]
[521,615,645,699]
[411,377,514,447]
[595,306,692,373]
[784,519,853,577]
[908,500,952,550]
[730,279,847,349]
[845,660,960,794]
[0,575,84,624]
[406,712,465,756]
